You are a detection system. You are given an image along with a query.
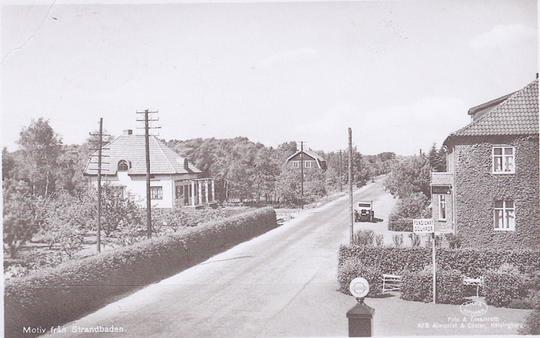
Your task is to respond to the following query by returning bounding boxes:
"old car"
[354,201,374,222]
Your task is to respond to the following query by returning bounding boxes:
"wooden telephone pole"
[136,109,160,239]
[300,141,304,209]
[348,128,354,244]
[88,118,110,253]
[338,150,343,192]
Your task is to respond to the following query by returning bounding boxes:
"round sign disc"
[349,277,370,298]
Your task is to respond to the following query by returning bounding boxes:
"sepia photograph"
[1,0,538,337]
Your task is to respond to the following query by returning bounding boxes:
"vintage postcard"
[1,0,538,337]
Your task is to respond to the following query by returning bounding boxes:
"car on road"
[354,201,374,222]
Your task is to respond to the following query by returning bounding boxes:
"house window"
[304,161,313,168]
[292,161,300,168]
[494,199,515,231]
[438,195,447,221]
[492,146,515,173]
[118,160,129,171]
[150,186,163,200]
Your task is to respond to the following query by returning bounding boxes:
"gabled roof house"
[85,129,215,208]
[431,79,539,249]
[285,149,327,170]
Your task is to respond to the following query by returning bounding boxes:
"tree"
[3,179,47,258]
[384,155,431,199]
[17,118,62,197]
[428,143,446,172]
[2,147,16,181]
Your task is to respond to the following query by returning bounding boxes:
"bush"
[388,215,413,232]
[408,233,421,247]
[338,245,540,276]
[337,258,382,297]
[4,208,277,337]
[484,270,527,307]
[374,234,384,247]
[352,230,374,246]
[401,268,466,304]
[520,309,540,335]
[392,234,404,247]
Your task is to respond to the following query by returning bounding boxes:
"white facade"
[89,172,215,208]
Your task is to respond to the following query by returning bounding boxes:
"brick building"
[431,79,539,249]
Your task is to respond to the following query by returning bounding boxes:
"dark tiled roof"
[451,80,539,138]
[85,135,201,175]
[286,149,326,162]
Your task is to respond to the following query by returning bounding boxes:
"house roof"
[285,149,326,163]
[446,79,539,144]
[84,135,201,176]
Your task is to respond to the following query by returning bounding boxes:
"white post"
[198,180,202,205]
[432,232,437,304]
[205,179,209,204]
[211,180,215,202]
[191,181,195,207]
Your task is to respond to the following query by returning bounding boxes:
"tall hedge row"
[338,245,540,276]
[5,207,277,337]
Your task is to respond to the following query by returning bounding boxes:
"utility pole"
[88,118,110,253]
[136,109,160,239]
[338,150,343,192]
[300,141,304,209]
[348,128,354,244]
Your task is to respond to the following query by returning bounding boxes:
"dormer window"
[118,160,129,172]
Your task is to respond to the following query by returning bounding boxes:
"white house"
[84,129,215,208]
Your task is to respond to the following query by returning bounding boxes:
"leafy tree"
[384,155,431,199]
[17,118,62,197]
[428,143,446,172]
[3,179,47,258]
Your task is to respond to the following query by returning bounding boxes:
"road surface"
[46,179,394,338]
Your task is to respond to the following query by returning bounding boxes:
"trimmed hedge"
[401,268,466,304]
[388,215,413,232]
[5,208,277,338]
[339,245,540,276]
[484,270,527,307]
[337,259,383,297]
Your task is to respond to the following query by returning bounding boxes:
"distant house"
[285,149,327,170]
[84,129,215,208]
[431,79,539,249]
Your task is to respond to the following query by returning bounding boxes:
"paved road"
[47,179,393,338]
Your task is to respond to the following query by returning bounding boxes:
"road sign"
[349,277,370,298]
[413,219,434,234]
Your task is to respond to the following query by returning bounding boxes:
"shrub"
[445,233,462,249]
[408,233,421,247]
[392,234,404,247]
[352,230,374,246]
[388,215,413,232]
[4,208,277,337]
[338,245,540,276]
[374,234,384,247]
[337,258,382,297]
[484,270,527,307]
[401,268,466,304]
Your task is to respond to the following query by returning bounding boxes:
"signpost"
[350,277,370,300]
[347,277,374,337]
[413,218,436,304]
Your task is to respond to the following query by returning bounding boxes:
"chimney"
[123,129,133,136]
[184,158,190,171]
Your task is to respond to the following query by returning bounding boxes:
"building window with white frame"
[492,146,515,173]
[438,194,447,221]
[305,161,313,168]
[292,161,300,168]
[494,199,515,231]
[150,186,163,200]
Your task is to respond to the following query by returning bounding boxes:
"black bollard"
[346,297,375,337]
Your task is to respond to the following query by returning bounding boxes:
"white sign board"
[413,219,434,234]
[349,277,370,298]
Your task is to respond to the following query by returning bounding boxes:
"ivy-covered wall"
[453,135,539,249]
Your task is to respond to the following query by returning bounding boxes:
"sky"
[1,0,537,155]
